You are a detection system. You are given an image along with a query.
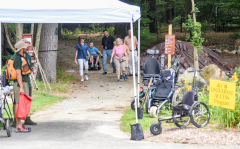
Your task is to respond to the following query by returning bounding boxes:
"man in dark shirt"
[101,29,116,74]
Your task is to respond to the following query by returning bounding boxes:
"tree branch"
[3,24,15,51]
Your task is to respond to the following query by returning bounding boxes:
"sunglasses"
[81,38,85,39]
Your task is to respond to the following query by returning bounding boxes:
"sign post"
[165,24,175,68]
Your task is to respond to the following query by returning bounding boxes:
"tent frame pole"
[137,19,140,107]
[131,21,138,123]
[0,22,3,116]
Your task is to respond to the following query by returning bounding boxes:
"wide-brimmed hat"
[14,39,30,53]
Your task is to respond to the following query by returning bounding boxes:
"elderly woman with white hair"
[110,38,129,82]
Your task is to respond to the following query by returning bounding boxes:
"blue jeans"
[103,49,116,72]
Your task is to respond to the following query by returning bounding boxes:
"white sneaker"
[81,78,84,82]
[85,75,88,81]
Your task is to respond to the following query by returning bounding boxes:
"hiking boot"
[23,117,37,125]
[102,72,107,75]
[129,74,133,76]
[11,118,16,127]
[113,70,116,73]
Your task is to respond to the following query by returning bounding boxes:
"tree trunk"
[15,23,23,42]
[33,23,42,79]
[38,23,58,83]
[58,23,62,40]
[148,0,157,33]
[166,0,174,23]
[191,0,199,70]
[31,23,34,34]
[1,24,3,46]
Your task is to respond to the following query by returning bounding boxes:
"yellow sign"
[209,80,236,110]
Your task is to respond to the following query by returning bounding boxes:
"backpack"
[5,54,32,80]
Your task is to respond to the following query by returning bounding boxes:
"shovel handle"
[141,77,153,108]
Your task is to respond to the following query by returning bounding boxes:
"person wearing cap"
[124,29,138,76]
[74,35,91,81]
[13,39,32,132]
[101,29,116,75]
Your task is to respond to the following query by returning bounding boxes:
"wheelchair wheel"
[145,93,150,114]
[6,119,11,137]
[172,111,190,128]
[150,106,158,118]
[150,123,162,135]
[190,101,210,128]
[131,99,143,111]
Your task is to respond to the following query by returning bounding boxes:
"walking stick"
[33,47,47,91]
[30,73,39,90]
[141,77,153,108]
[33,48,52,92]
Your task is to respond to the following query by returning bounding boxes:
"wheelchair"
[150,70,210,135]
[146,68,181,118]
[130,56,161,111]
[88,54,101,70]
[0,85,13,137]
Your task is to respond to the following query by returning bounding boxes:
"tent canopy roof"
[0,0,141,23]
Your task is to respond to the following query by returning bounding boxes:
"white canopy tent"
[0,0,141,123]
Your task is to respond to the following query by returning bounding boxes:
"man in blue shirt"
[88,42,102,68]
[101,29,116,75]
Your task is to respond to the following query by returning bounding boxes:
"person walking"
[110,38,129,82]
[120,42,130,79]
[124,29,138,76]
[13,39,32,132]
[102,29,116,75]
[74,35,91,82]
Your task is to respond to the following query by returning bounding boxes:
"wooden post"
[168,24,172,68]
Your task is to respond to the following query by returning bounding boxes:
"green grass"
[120,107,175,133]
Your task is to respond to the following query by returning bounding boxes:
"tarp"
[0,0,141,23]
[140,41,235,75]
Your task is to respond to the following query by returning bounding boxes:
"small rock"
[100,85,104,87]
[223,49,230,53]
[215,49,222,53]
[237,49,240,54]
[231,50,237,54]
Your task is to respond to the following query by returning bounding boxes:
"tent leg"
[137,19,140,107]
[0,22,3,116]
[130,22,138,123]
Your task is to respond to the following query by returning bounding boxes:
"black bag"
[79,43,90,61]
[2,70,9,87]
[137,107,143,119]
[130,123,144,141]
